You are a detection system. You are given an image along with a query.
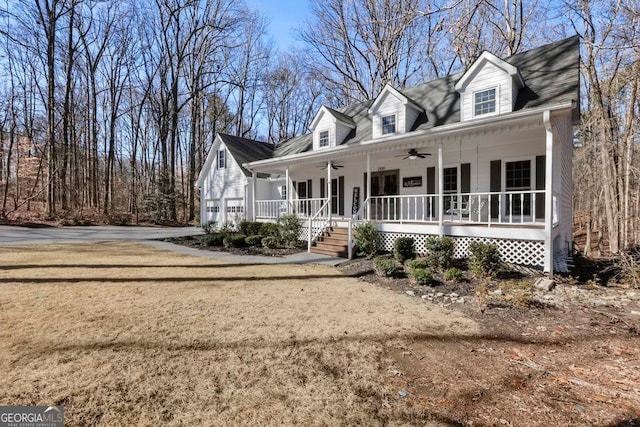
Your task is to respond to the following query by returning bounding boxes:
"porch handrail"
[256,198,329,220]
[307,198,331,252]
[366,190,546,225]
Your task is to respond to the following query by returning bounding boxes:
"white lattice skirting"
[377,232,546,268]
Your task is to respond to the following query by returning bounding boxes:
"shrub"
[468,242,502,277]
[106,212,132,226]
[202,221,217,234]
[262,236,281,249]
[354,221,378,258]
[443,267,464,283]
[411,268,435,286]
[238,221,263,237]
[394,237,416,263]
[219,221,236,233]
[260,222,280,238]
[223,234,247,248]
[278,214,302,248]
[373,257,402,278]
[204,233,225,247]
[245,235,263,247]
[425,236,455,270]
[405,258,430,272]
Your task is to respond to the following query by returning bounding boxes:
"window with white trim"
[443,167,458,193]
[217,149,226,169]
[505,159,532,216]
[474,88,496,116]
[381,114,396,135]
[281,185,287,200]
[319,130,329,147]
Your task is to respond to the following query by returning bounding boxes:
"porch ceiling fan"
[396,148,431,160]
[318,163,344,170]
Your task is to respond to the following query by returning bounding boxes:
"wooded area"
[0,0,637,256]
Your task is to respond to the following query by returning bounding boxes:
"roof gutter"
[244,102,574,171]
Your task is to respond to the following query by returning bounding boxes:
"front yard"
[0,242,638,426]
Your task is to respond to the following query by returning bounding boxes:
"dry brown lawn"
[0,242,477,426]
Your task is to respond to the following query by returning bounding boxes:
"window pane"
[505,160,531,190]
[382,115,396,135]
[444,167,457,193]
[319,130,329,147]
[474,89,496,116]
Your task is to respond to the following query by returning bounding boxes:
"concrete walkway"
[0,225,345,266]
[145,240,345,266]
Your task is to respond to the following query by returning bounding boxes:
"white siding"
[459,61,514,121]
[371,91,406,139]
[335,123,352,145]
[202,141,247,224]
[404,105,420,132]
[313,112,335,150]
[554,113,574,253]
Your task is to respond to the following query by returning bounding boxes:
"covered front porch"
[243,111,563,272]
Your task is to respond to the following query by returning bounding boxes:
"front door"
[370,170,399,220]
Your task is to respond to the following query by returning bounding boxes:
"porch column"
[543,111,554,277]
[327,161,332,222]
[251,170,257,221]
[366,153,371,221]
[285,167,291,214]
[438,143,444,236]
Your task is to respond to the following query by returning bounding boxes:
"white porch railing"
[307,199,331,252]
[256,198,328,220]
[357,190,553,226]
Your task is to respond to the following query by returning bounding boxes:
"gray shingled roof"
[218,134,274,176]
[324,106,356,127]
[270,36,579,159]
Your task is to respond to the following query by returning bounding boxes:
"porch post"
[327,161,332,222]
[543,111,554,277]
[438,143,444,236]
[285,167,290,214]
[251,170,257,221]
[366,153,371,221]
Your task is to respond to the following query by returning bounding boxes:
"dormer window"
[381,114,396,135]
[474,88,496,116]
[319,130,330,147]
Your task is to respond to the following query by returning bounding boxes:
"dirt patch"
[338,256,640,426]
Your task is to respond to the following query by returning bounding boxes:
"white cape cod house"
[197,36,580,274]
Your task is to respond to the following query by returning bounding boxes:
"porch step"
[310,226,349,258]
[310,245,348,258]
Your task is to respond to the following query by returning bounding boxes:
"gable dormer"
[310,106,355,150]
[455,51,525,121]
[368,84,424,139]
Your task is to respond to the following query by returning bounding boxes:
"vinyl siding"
[201,141,247,223]
[313,112,335,150]
[554,113,574,252]
[371,91,406,139]
[460,61,514,121]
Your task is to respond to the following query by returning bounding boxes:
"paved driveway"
[0,225,344,265]
[0,225,204,245]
